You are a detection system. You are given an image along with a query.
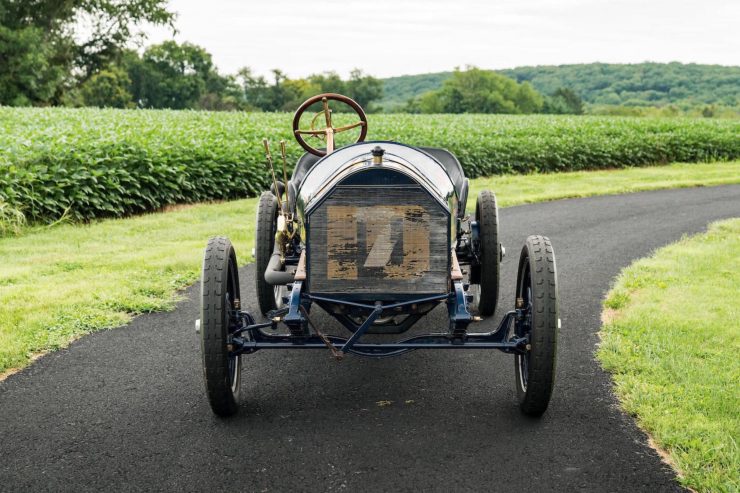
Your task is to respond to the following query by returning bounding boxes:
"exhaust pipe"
[264,247,295,286]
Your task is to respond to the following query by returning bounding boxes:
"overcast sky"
[143,0,740,78]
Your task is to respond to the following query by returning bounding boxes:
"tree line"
[66,42,383,112]
[381,63,740,116]
[500,62,740,109]
[0,1,581,114]
[405,67,583,114]
[71,51,581,114]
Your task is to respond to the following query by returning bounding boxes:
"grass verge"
[468,160,740,208]
[598,219,740,493]
[0,200,256,375]
[0,160,738,376]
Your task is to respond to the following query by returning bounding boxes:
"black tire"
[514,235,559,417]
[474,190,500,316]
[255,191,281,315]
[200,237,242,416]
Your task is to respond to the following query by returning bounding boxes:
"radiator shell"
[307,182,449,297]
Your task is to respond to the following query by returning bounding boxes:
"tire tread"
[201,236,241,416]
[516,235,559,417]
[476,190,500,316]
[255,191,279,315]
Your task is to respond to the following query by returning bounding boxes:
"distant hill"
[378,63,740,111]
[380,72,452,110]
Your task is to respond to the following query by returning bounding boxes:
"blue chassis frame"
[227,278,530,359]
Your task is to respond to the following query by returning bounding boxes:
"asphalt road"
[2,185,739,492]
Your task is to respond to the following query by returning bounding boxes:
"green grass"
[468,161,740,209]
[0,200,256,374]
[0,161,738,376]
[598,219,740,493]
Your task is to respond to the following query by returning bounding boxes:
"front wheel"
[200,237,243,416]
[255,191,281,315]
[473,190,500,316]
[514,235,559,417]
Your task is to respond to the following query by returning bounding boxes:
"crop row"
[1,107,738,222]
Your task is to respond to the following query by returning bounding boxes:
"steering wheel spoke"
[333,121,366,134]
[322,97,332,128]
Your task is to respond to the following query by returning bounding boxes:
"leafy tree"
[128,41,230,109]
[408,67,544,114]
[544,87,584,114]
[237,67,383,112]
[237,68,307,111]
[280,78,321,110]
[346,69,383,109]
[405,90,444,113]
[0,0,174,105]
[308,71,346,95]
[197,73,243,111]
[76,66,134,108]
[73,1,175,81]
[0,24,66,105]
[236,67,272,111]
[265,69,290,110]
[515,82,545,113]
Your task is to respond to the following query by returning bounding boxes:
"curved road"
[2,186,739,492]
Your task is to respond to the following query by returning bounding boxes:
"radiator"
[308,185,449,296]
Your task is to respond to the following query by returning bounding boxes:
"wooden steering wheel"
[292,93,368,157]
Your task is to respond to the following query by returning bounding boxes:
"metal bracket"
[449,279,472,338]
[283,280,307,336]
[340,303,383,354]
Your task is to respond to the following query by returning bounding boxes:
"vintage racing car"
[197,94,560,417]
